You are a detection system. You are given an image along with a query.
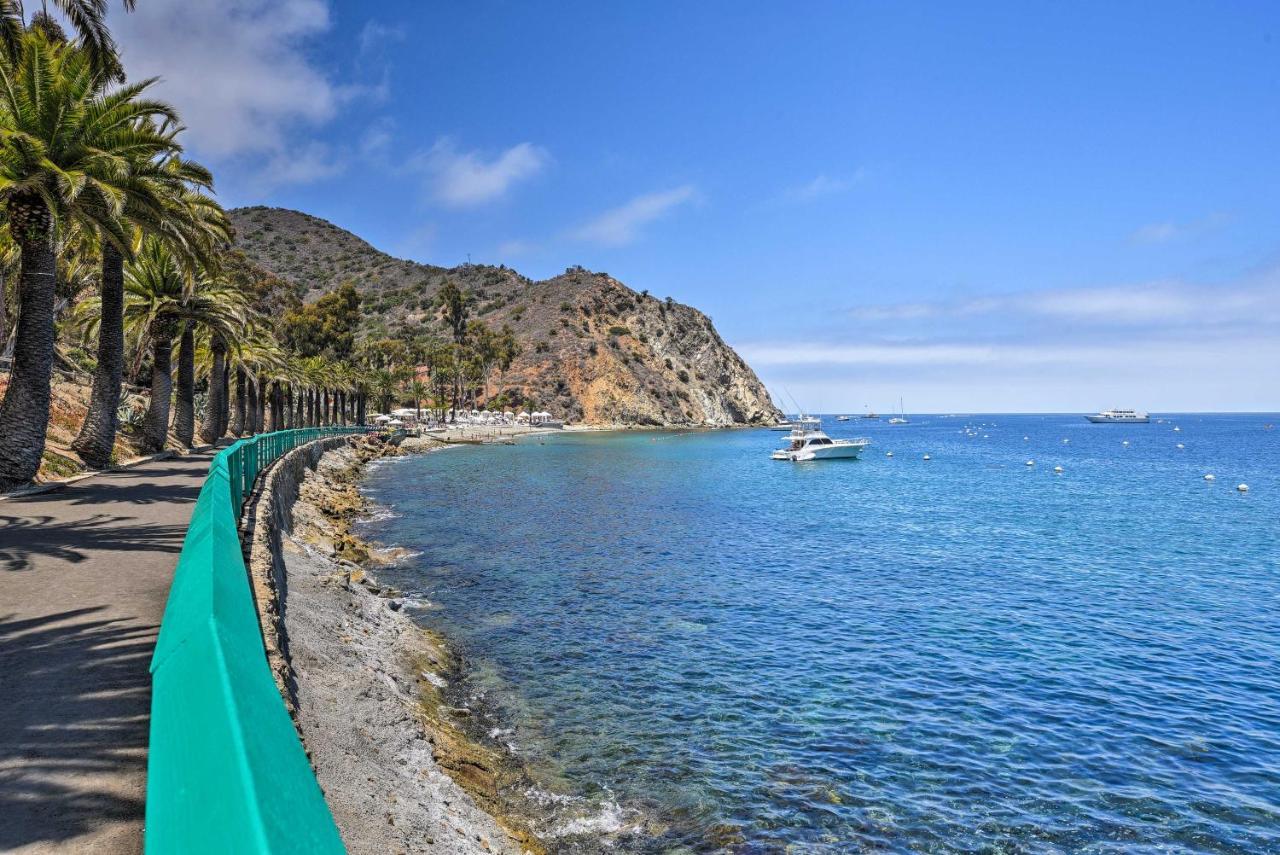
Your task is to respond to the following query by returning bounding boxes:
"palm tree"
[0,0,138,82]
[122,236,247,451]
[73,149,223,466]
[407,378,427,421]
[0,31,178,489]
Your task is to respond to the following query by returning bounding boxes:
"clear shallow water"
[360,415,1280,853]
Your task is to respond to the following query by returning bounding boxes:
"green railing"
[146,426,369,854]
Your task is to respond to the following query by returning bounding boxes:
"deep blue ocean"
[359,414,1280,853]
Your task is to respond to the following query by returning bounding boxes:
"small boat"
[836,415,851,422]
[887,397,909,425]
[768,412,819,427]
[1085,408,1150,423]
[772,417,870,461]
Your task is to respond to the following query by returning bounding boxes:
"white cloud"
[412,139,550,208]
[745,334,1280,413]
[260,142,345,187]
[850,274,1280,330]
[571,185,699,246]
[358,20,405,57]
[111,0,344,160]
[1130,212,1230,244]
[786,170,867,202]
[359,118,395,160]
[1132,222,1179,244]
[497,239,536,257]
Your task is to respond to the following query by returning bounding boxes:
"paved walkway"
[0,452,216,854]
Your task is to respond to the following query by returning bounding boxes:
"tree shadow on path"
[0,608,155,850]
[0,515,187,572]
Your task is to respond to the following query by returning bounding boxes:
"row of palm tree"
[0,8,529,491]
[0,14,380,491]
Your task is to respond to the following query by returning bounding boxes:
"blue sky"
[111,1,1280,412]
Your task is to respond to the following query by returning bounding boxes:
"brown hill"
[229,206,779,426]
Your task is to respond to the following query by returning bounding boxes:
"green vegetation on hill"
[229,207,779,427]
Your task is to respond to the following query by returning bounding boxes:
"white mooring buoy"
[1026,460,1035,466]
[1176,443,1184,449]
[1237,483,1249,492]
[1054,465,1064,473]
[886,451,893,457]
[1204,474,1216,481]
[923,454,931,461]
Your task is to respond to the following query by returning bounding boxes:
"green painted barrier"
[146,426,369,854]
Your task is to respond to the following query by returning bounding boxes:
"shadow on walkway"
[0,515,187,572]
[0,608,153,851]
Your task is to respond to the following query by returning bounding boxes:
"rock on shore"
[279,443,540,854]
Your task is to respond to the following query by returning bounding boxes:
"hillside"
[229,207,779,426]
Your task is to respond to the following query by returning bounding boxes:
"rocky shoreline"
[269,434,546,854]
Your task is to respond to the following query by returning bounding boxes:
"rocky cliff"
[229,207,779,426]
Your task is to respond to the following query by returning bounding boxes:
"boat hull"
[1085,415,1150,423]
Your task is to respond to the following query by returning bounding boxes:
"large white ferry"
[1085,409,1150,423]
[771,417,871,461]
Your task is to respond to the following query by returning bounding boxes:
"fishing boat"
[836,415,851,421]
[772,417,870,461]
[1085,408,1150,424]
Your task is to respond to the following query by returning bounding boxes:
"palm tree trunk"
[72,243,125,468]
[142,319,176,453]
[285,384,294,429]
[199,333,227,445]
[0,273,8,358]
[357,391,366,426]
[173,323,196,448]
[256,380,267,433]
[230,367,246,436]
[218,360,231,437]
[0,197,57,490]
[246,376,259,434]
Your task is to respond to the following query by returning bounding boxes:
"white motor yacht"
[772,418,870,461]
[1085,409,1150,423]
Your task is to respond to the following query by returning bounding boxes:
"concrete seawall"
[242,434,356,709]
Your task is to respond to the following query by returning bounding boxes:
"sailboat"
[888,398,909,425]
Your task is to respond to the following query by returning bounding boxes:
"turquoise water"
[359,415,1280,853]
